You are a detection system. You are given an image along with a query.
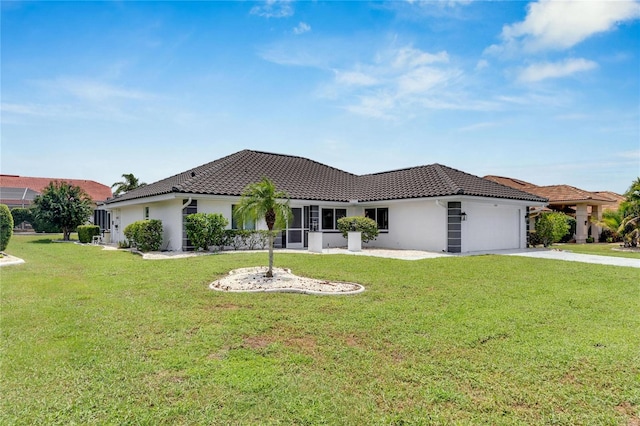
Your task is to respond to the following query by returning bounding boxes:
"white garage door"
[465,205,521,252]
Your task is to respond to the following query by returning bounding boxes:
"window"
[231,205,255,230]
[321,208,347,230]
[364,207,389,230]
[144,206,150,220]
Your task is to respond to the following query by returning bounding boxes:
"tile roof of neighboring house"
[594,191,625,211]
[482,175,538,190]
[532,185,615,204]
[484,175,616,205]
[0,174,112,203]
[106,150,547,204]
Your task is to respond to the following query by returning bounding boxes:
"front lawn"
[1,235,639,424]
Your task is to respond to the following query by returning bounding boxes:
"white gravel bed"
[209,266,365,295]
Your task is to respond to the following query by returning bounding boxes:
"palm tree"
[111,173,147,196]
[234,177,292,278]
[619,177,640,246]
[592,209,624,241]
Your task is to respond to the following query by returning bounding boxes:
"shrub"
[136,220,163,252]
[586,236,595,243]
[599,228,621,243]
[77,225,101,243]
[0,204,14,251]
[124,222,141,246]
[337,216,379,243]
[560,216,576,243]
[185,213,229,251]
[123,220,163,252]
[528,231,543,247]
[11,208,33,228]
[535,212,571,247]
[223,229,270,250]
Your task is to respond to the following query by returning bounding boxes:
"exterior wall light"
[461,212,467,221]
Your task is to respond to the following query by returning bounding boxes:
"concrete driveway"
[501,249,640,268]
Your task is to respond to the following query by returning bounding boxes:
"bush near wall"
[337,216,379,243]
[77,225,101,243]
[124,220,163,252]
[0,204,14,251]
[185,213,229,252]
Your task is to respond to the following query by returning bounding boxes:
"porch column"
[591,204,602,242]
[575,203,589,244]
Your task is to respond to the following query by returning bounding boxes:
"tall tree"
[111,173,147,196]
[233,177,292,278]
[32,181,93,241]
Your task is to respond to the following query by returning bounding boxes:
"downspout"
[22,187,28,208]
[182,197,193,209]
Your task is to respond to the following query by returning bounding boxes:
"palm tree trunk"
[267,230,274,278]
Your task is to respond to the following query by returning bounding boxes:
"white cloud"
[250,0,294,18]
[334,70,379,86]
[489,0,640,54]
[39,78,156,102]
[518,58,598,82]
[475,59,489,70]
[293,22,311,35]
[392,47,449,68]
[457,121,500,132]
[323,45,486,118]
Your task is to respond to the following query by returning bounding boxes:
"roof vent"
[190,171,196,177]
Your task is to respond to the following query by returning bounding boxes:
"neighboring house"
[484,176,620,243]
[104,150,547,253]
[0,174,113,229]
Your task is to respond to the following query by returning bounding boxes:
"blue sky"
[2,0,639,194]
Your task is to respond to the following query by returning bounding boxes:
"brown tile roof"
[594,191,625,211]
[533,185,614,204]
[0,174,112,202]
[484,175,538,190]
[484,175,616,205]
[106,150,548,204]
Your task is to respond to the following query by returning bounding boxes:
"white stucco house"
[103,150,547,253]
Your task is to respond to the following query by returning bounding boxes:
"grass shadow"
[28,239,54,244]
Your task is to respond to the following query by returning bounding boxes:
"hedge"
[124,219,163,252]
[77,225,101,243]
[0,204,13,251]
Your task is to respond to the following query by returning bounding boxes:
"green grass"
[554,242,640,259]
[2,235,639,425]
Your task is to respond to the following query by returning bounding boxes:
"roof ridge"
[433,164,464,195]
[360,163,439,177]
[246,149,358,177]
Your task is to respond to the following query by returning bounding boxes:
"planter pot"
[348,231,362,252]
[308,232,323,253]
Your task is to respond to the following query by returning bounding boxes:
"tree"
[233,177,292,278]
[619,177,640,247]
[535,212,570,247]
[0,204,14,251]
[32,181,93,241]
[111,173,147,196]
